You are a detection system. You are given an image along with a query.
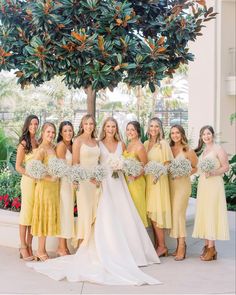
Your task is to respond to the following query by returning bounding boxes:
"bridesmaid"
[31,122,60,261]
[192,125,229,261]
[123,121,148,227]
[169,125,198,261]
[144,117,173,257]
[56,121,75,256]
[72,114,100,246]
[15,115,39,261]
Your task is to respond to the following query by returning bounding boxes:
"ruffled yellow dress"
[31,154,60,237]
[192,151,229,240]
[74,144,100,244]
[19,150,37,226]
[144,140,172,229]
[169,152,191,238]
[123,150,148,227]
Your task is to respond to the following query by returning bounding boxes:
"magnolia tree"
[0,0,216,116]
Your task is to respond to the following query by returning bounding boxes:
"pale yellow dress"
[123,150,148,227]
[58,149,74,239]
[74,144,100,244]
[192,151,229,240]
[144,140,172,229]
[19,150,37,226]
[169,152,191,238]
[31,154,60,237]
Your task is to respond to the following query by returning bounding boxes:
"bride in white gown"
[27,117,161,285]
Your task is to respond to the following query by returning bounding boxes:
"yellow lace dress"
[192,151,229,240]
[19,150,37,226]
[144,140,172,229]
[123,150,148,227]
[31,154,60,237]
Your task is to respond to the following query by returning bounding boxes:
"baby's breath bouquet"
[107,154,124,178]
[199,157,216,173]
[68,164,89,190]
[144,161,167,184]
[168,158,192,179]
[47,157,70,178]
[90,165,107,187]
[123,158,143,180]
[25,160,47,179]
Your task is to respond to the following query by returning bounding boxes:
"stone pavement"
[0,211,235,295]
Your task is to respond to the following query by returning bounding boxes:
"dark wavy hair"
[194,125,215,155]
[18,115,39,154]
[169,124,189,152]
[77,114,97,138]
[57,121,74,144]
[126,121,141,138]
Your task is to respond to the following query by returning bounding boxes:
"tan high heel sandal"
[19,245,34,261]
[200,245,208,258]
[34,252,49,262]
[175,243,186,261]
[201,247,217,261]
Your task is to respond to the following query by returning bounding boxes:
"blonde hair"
[99,117,122,142]
[147,117,164,142]
[77,114,97,138]
[38,122,56,144]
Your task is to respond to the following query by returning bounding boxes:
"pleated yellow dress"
[74,144,100,244]
[58,149,74,239]
[19,150,37,226]
[192,151,229,240]
[169,152,191,238]
[123,150,148,227]
[144,140,172,229]
[31,154,60,237]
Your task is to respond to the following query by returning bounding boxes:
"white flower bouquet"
[26,159,47,179]
[107,154,125,178]
[144,161,167,184]
[68,164,89,187]
[199,157,216,173]
[47,157,70,178]
[123,158,143,180]
[168,158,192,179]
[90,165,107,187]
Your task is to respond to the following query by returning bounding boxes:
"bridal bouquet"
[68,164,89,187]
[123,158,143,179]
[199,157,216,173]
[90,165,107,187]
[168,158,192,179]
[107,154,125,178]
[25,159,47,179]
[47,157,70,178]
[144,161,167,184]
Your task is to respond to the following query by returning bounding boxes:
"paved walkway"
[0,211,235,295]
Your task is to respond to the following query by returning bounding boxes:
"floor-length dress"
[192,151,229,240]
[27,141,161,286]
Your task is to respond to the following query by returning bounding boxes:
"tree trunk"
[85,86,96,118]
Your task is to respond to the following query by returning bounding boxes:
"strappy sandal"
[19,245,34,261]
[34,252,49,262]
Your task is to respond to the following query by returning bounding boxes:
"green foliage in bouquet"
[0,0,216,115]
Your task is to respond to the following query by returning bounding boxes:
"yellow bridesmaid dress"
[74,144,100,244]
[192,151,229,240]
[123,150,148,227]
[58,149,74,239]
[169,152,191,238]
[144,140,172,229]
[19,150,37,226]
[31,154,60,237]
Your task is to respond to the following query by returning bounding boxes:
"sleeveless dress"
[123,150,148,227]
[169,152,191,238]
[27,141,161,286]
[58,149,74,239]
[192,150,229,240]
[31,154,60,237]
[144,140,172,229]
[19,150,37,226]
[74,144,100,244]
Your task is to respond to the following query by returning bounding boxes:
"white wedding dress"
[27,141,161,285]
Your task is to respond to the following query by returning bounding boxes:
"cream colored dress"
[144,140,172,229]
[58,149,74,239]
[74,144,100,244]
[19,150,37,226]
[192,151,229,240]
[169,152,191,238]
